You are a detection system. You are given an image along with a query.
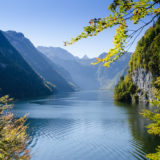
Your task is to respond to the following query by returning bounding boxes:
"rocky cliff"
[114,19,160,103]
[132,68,153,102]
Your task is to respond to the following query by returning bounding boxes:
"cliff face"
[114,19,160,103]
[132,68,153,102]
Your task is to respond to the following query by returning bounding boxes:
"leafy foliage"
[114,75,137,102]
[0,95,30,159]
[65,0,160,67]
[114,18,160,104]
[141,77,160,160]
[129,18,160,76]
[66,1,160,159]
[114,18,160,159]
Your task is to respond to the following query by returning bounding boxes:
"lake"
[14,90,159,160]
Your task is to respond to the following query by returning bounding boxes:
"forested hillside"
[114,19,160,102]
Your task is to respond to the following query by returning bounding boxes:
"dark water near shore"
[14,90,159,160]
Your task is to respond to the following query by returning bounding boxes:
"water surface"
[14,90,159,160]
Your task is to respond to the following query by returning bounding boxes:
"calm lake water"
[14,90,159,160]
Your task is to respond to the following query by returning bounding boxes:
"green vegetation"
[114,19,160,159]
[129,18,160,76]
[114,75,137,102]
[66,0,160,67]
[141,77,160,159]
[114,18,160,102]
[0,95,30,159]
[67,1,160,159]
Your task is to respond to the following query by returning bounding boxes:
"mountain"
[3,31,76,92]
[82,55,89,60]
[114,19,160,103]
[0,31,54,99]
[38,46,131,90]
[96,52,131,89]
[37,46,99,90]
[37,46,76,61]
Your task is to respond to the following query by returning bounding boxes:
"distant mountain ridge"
[0,29,131,99]
[38,46,131,90]
[38,46,99,90]
[38,46,76,61]
[3,31,77,92]
[0,31,54,99]
[96,52,131,89]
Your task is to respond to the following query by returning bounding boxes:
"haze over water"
[14,90,158,160]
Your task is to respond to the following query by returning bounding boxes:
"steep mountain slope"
[0,31,54,99]
[3,31,76,92]
[38,46,131,90]
[38,46,99,90]
[96,52,131,89]
[114,19,160,102]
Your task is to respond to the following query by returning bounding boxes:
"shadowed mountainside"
[0,31,54,99]
[3,31,77,92]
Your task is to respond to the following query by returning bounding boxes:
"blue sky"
[0,0,153,58]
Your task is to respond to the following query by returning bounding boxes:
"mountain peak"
[5,31,24,38]
[37,46,76,61]
[82,55,89,60]
[98,52,107,59]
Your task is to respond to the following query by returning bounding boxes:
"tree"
[65,0,160,159]
[65,0,160,67]
[0,95,30,160]
[141,77,160,160]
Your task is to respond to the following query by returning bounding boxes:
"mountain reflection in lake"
[14,90,159,160]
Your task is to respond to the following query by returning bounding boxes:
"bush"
[114,75,137,102]
[0,95,30,160]
[128,20,160,76]
[141,77,160,160]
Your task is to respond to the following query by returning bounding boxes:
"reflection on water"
[14,90,160,160]
[115,101,160,157]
